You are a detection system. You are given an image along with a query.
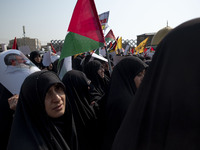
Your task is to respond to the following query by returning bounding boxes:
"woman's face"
[98,66,105,78]
[134,69,145,89]
[34,55,41,63]
[45,84,66,118]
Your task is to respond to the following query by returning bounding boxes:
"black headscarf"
[29,51,44,69]
[83,60,110,96]
[111,18,200,150]
[52,59,59,73]
[72,56,83,71]
[101,56,148,150]
[62,70,100,150]
[8,70,78,150]
[93,58,111,79]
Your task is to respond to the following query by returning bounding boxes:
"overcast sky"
[0,0,199,45]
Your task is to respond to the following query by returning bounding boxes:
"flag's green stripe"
[105,38,114,42]
[60,32,104,61]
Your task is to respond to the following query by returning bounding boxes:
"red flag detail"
[151,47,155,52]
[12,37,18,50]
[111,37,119,50]
[144,48,148,53]
[131,48,134,54]
[51,43,57,54]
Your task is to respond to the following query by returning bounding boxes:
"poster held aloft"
[0,50,40,94]
[42,50,51,66]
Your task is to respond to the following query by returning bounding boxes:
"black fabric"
[7,70,78,150]
[52,59,59,73]
[72,56,83,71]
[111,18,200,150]
[0,83,14,150]
[101,56,148,150]
[104,70,111,79]
[83,60,110,96]
[29,51,44,69]
[81,54,92,69]
[62,70,101,150]
[93,58,112,79]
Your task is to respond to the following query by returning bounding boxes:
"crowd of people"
[0,18,200,150]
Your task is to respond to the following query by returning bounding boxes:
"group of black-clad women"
[1,18,200,150]
[2,49,147,150]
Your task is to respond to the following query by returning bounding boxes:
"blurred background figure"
[29,50,45,70]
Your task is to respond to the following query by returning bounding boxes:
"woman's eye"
[56,86,65,94]
[55,86,61,91]
[46,90,53,97]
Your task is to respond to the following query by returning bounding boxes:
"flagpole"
[105,46,112,76]
[103,26,112,76]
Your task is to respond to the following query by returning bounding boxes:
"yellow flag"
[115,37,122,51]
[135,37,149,54]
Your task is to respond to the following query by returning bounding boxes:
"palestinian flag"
[105,29,116,42]
[59,0,105,63]
[108,36,119,53]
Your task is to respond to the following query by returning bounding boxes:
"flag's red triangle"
[151,47,155,52]
[68,0,105,43]
[131,48,134,54]
[111,37,119,50]
[109,42,113,49]
[144,48,148,53]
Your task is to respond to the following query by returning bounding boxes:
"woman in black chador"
[7,70,78,150]
[62,70,102,150]
[101,56,148,150]
[72,55,84,71]
[83,60,110,97]
[111,18,200,150]
[29,51,45,70]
